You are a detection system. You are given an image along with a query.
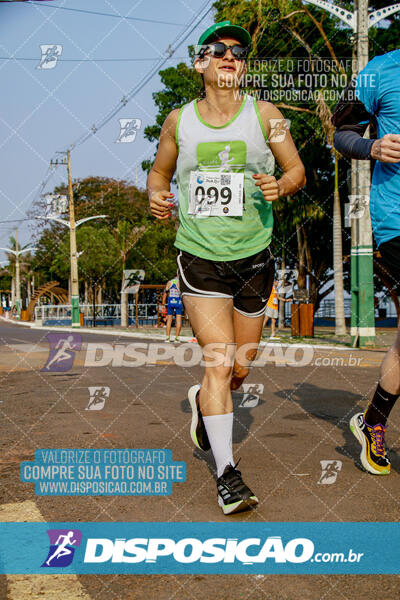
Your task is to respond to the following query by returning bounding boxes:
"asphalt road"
[1,321,399,599]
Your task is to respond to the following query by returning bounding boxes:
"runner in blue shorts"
[163,276,183,342]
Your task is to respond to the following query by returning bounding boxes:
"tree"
[31,176,179,303]
[51,224,119,318]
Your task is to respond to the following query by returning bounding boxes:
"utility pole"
[67,150,80,328]
[38,154,107,327]
[350,0,375,345]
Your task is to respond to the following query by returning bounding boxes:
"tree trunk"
[84,280,88,304]
[97,285,102,306]
[11,276,15,308]
[296,226,306,289]
[333,153,347,335]
[279,247,285,329]
[121,261,128,328]
[92,281,96,327]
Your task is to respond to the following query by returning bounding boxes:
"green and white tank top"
[174,93,275,261]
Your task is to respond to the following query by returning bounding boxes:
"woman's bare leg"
[231,310,264,391]
[183,296,235,415]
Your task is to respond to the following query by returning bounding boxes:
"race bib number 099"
[188,171,244,217]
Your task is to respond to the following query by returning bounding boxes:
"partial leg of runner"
[350,325,400,475]
[165,314,173,341]
[231,310,264,391]
[184,295,258,514]
[175,314,182,340]
[184,296,234,416]
[375,326,400,400]
[271,317,277,337]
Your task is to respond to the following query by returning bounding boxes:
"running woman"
[163,275,183,342]
[333,49,400,476]
[148,21,305,513]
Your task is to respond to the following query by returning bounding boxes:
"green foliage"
[51,225,119,287]
[129,219,179,283]
[31,177,179,294]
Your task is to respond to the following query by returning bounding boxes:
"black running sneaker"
[188,384,210,451]
[217,462,258,515]
[350,412,390,475]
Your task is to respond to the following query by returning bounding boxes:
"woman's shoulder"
[255,99,284,118]
[253,100,286,138]
[164,102,194,128]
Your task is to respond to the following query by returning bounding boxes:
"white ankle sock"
[202,412,234,477]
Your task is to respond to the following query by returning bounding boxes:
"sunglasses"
[200,42,249,61]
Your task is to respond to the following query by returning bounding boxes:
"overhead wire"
[66,0,213,150]
[0,56,188,62]
[27,2,185,26]
[29,0,213,214]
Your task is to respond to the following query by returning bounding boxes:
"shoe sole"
[349,414,390,475]
[218,495,259,515]
[188,384,202,450]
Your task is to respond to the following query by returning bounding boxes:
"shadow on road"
[274,382,400,474]
[181,391,265,480]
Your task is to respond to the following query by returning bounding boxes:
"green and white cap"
[196,20,251,54]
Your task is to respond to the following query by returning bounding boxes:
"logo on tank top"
[196,140,247,173]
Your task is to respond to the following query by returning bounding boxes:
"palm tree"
[316,95,346,335]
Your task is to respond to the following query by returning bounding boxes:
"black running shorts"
[177,247,275,317]
[379,235,400,293]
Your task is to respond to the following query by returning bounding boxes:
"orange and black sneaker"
[350,413,390,475]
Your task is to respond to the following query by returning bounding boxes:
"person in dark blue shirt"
[333,49,400,477]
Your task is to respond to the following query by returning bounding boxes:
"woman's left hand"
[253,173,280,202]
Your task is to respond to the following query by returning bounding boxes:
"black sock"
[364,383,399,426]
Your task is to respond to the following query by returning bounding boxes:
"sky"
[0,0,215,259]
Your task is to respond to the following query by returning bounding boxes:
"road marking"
[8,344,47,353]
[0,500,90,600]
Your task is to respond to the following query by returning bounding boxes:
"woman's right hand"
[149,190,174,220]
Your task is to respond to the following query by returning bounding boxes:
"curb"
[0,317,357,351]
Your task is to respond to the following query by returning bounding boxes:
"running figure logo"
[269,118,291,143]
[42,333,82,372]
[348,195,370,220]
[86,386,110,410]
[116,118,142,143]
[218,145,234,172]
[42,529,82,568]
[196,140,247,174]
[240,384,263,408]
[37,45,62,70]
[317,460,342,485]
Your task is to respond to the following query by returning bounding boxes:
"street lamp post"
[0,231,36,316]
[36,212,107,327]
[303,0,400,346]
[66,150,80,328]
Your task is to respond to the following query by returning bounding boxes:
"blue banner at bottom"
[0,522,398,574]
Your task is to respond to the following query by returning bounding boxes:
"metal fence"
[315,299,352,319]
[35,303,158,321]
[315,298,398,319]
[35,298,397,324]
